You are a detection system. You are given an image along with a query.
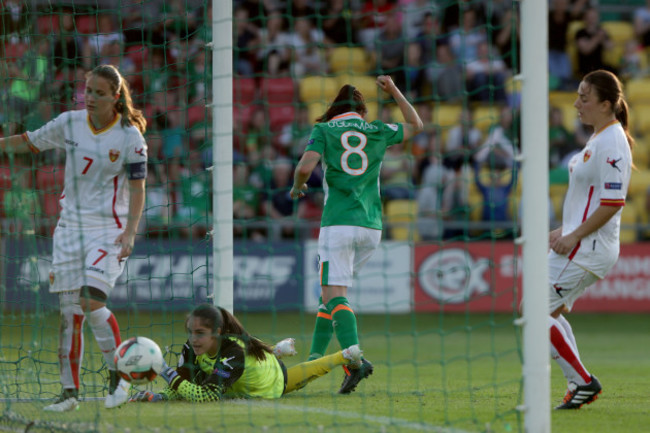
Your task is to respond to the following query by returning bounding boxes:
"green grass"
[0,311,648,433]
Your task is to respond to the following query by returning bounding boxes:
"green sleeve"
[305,126,325,154]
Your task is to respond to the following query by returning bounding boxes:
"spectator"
[234,6,260,77]
[400,0,439,40]
[233,162,264,240]
[444,108,482,165]
[474,106,517,167]
[278,105,312,158]
[142,164,171,237]
[0,0,28,38]
[373,10,406,89]
[262,158,298,239]
[473,158,517,231]
[87,14,124,64]
[410,102,436,165]
[256,10,291,75]
[2,164,41,234]
[357,0,396,50]
[3,36,49,134]
[429,44,464,102]
[466,41,508,103]
[448,7,487,63]
[416,154,450,241]
[174,151,212,239]
[320,0,357,46]
[635,0,650,48]
[619,40,644,82]
[575,7,616,76]
[548,0,576,90]
[282,0,316,20]
[549,106,576,169]
[52,11,86,74]
[288,16,326,78]
[381,141,413,201]
[492,8,519,71]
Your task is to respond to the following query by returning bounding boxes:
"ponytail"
[316,84,367,123]
[615,98,635,151]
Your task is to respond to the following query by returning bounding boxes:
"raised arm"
[376,75,423,141]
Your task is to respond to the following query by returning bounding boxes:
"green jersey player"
[290,75,423,394]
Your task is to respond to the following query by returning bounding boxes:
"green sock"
[326,296,359,350]
[308,297,333,360]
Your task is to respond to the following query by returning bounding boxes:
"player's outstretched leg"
[308,297,334,361]
[338,344,374,394]
[555,375,602,410]
[43,388,79,412]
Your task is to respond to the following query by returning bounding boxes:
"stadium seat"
[384,199,419,241]
[549,91,576,108]
[3,41,28,61]
[329,47,370,74]
[601,21,634,68]
[556,102,578,133]
[268,105,295,131]
[234,76,257,108]
[633,137,649,170]
[632,104,650,137]
[433,103,462,130]
[260,77,295,105]
[334,74,378,102]
[626,78,650,106]
[472,106,500,133]
[549,183,568,221]
[125,45,149,71]
[36,15,59,34]
[299,76,339,104]
[76,15,97,34]
[306,101,328,123]
[620,200,638,243]
[186,104,206,128]
[0,166,12,218]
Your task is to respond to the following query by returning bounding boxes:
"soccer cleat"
[339,349,373,395]
[555,375,602,410]
[43,389,79,412]
[273,338,297,359]
[105,370,131,409]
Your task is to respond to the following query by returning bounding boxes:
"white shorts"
[50,225,126,295]
[317,225,382,287]
[548,252,600,313]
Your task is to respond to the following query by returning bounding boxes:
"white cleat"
[44,395,79,412]
[273,338,297,359]
[105,378,131,409]
[341,344,363,367]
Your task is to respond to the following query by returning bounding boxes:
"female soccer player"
[0,64,148,411]
[549,70,632,409]
[289,75,423,393]
[129,304,363,402]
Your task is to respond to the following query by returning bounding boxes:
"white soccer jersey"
[559,121,631,277]
[26,110,147,229]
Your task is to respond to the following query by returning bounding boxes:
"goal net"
[0,1,526,432]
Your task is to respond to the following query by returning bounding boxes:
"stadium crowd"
[0,0,649,242]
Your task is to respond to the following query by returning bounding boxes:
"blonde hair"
[88,64,147,134]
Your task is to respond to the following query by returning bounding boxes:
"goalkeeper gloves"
[159,361,179,385]
[129,390,166,402]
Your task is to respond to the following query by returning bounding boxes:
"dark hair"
[583,69,635,151]
[187,304,273,361]
[88,64,147,134]
[316,85,367,123]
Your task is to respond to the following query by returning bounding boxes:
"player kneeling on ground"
[130,304,364,402]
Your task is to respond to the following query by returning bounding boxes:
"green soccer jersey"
[306,112,404,229]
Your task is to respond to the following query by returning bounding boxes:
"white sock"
[556,314,580,359]
[59,292,85,391]
[87,307,121,369]
[549,316,591,386]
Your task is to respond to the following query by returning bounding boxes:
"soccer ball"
[114,336,164,385]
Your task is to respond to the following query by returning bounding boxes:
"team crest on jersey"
[109,149,120,162]
[49,272,55,285]
[583,150,591,163]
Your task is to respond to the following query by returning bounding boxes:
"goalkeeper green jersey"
[164,336,286,402]
[306,112,404,229]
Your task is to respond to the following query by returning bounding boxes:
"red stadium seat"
[268,105,295,131]
[233,77,256,107]
[3,42,28,61]
[76,15,97,34]
[126,45,149,71]
[36,15,59,35]
[187,104,206,127]
[260,77,295,105]
[0,166,12,218]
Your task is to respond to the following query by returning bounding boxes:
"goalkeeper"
[130,304,364,402]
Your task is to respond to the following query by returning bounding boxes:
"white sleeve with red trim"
[25,111,71,153]
[597,132,630,208]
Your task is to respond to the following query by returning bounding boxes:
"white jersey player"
[1,65,148,412]
[548,70,633,410]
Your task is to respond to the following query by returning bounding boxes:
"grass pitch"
[1,311,647,433]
